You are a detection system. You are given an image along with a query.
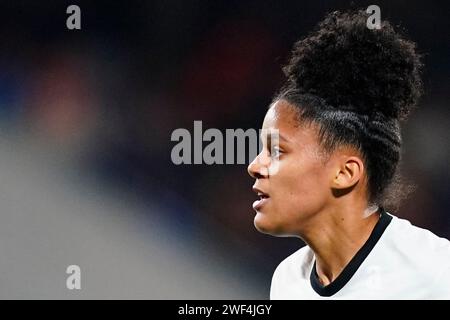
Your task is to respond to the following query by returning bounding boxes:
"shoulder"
[384,213,450,295]
[387,214,450,259]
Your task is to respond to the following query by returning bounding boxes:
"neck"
[301,202,380,286]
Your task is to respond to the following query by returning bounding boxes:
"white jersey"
[270,210,450,299]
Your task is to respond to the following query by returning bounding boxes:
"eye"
[271,146,283,158]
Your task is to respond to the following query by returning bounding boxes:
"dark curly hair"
[275,9,423,209]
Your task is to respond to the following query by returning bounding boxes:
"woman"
[247,10,450,299]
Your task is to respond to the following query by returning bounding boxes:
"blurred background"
[0,0,448,299]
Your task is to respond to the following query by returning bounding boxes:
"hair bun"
[283,10,423,120]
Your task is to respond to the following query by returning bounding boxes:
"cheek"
[275,162,329,209]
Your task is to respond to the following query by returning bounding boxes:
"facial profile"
[248,100,336,237]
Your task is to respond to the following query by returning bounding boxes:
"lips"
[252,186,270,210]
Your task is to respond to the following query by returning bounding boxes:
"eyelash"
[270,147,283,157]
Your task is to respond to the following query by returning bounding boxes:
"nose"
[247,152,269,179]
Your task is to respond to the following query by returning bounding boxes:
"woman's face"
[248,100,336,237]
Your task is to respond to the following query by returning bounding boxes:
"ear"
[332,156,364,189]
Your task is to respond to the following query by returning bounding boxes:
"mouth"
[252,186,270,210]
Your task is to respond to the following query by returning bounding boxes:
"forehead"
[262,100,318,146]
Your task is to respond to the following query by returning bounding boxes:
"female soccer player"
[247,10,450,299]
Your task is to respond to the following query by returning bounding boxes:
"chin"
[254,213,285,236]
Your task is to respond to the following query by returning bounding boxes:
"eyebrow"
[260,132,290,143]
[279,134,290,143]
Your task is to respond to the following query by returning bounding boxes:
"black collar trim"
[310,207,392,297]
